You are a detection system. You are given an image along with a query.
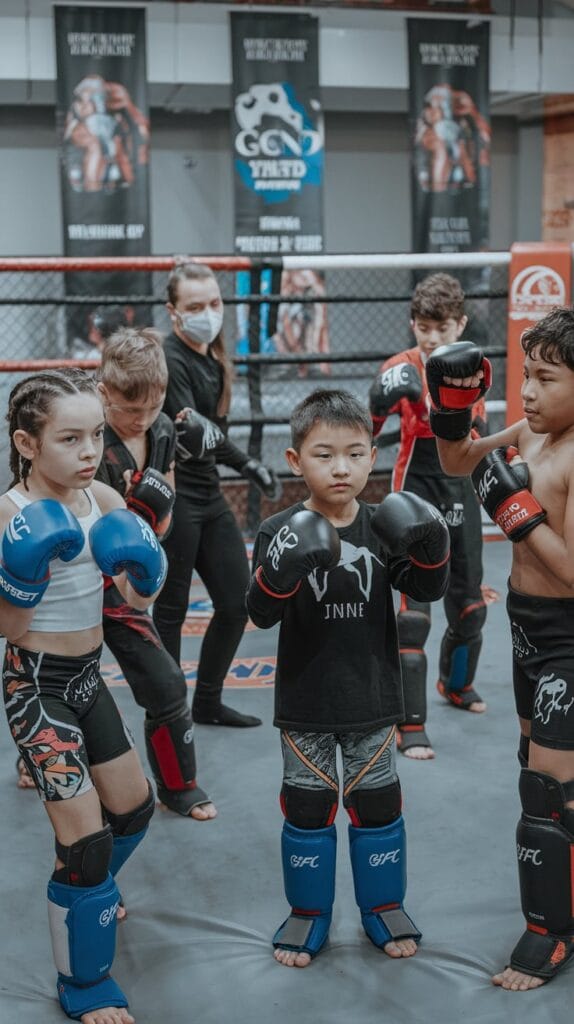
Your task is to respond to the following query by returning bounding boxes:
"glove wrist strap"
[255,565,301,600]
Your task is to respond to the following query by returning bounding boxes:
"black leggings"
[152,496,250,694]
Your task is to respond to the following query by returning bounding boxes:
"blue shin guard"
[349,817,421,949]
[48,873,128,1020]
[110,825,149,877]
[273,822,336,959]
[107,780,155,877]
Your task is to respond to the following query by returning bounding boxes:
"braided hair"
[7,368,99,489]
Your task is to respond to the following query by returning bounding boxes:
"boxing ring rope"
[0,252,511,273]
[1,245,567,527]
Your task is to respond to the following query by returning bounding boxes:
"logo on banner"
[234,82,323,203]
[509,265,566,322]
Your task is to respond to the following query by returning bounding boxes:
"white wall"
[0,106,529,257]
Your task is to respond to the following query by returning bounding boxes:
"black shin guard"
[53,826,113,887]
[397,600,431,749]
[510,769,574,980]
[145,704,211,814]
[104,780,155,877]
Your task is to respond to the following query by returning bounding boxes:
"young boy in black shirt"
[247,389,451,967]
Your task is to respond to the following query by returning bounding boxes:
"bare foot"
[402,745,435,760]
[16,757,35,789]
[384,938,418,958]
[81,1007,135,1024]
[436,681,487,714]
[274,947,312,968]
[492,966,545,991]
[157,799,218,821]
[190,801,218,821]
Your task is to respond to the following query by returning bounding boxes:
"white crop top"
[6,488,104,632]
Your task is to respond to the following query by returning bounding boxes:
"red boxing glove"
[471,448,546,542]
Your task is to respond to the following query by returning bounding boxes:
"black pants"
[152,495,250,703]
[103,595,187,720]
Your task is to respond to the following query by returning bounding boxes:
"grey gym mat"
[1,539,572,1023]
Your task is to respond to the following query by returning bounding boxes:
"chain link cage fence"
[0,253,510,531]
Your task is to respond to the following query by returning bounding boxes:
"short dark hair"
[91,305,130,341]
[290,389,372,451]
[521,306,574,372]
[410,273,465,322]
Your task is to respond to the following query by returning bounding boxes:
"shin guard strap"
[510,929,574,981]
[57,973,128,1021]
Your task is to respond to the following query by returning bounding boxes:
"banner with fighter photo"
[408,18,490,254]
[54,5,151,356]
[230,11,324,257]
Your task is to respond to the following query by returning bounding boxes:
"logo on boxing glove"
[135,515,159,551]
[476,466,497,504]
[5,512,31,544]
[201,420,223,452]
[381,365,411,395]
[267,524,298,572]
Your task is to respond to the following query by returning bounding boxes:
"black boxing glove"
[371,491,450,601]
[243,459,283,502]
[426,341,492,441]
[255,510,341,598]
[126,468,175,536]
[175,408,224,461]
[471,447,546,542]
[369,362,422,436]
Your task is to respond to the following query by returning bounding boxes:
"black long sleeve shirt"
[162,331,249,504]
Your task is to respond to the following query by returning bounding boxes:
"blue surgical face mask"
[177,307,223,345]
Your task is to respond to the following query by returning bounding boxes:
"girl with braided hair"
[1,368,164,1022]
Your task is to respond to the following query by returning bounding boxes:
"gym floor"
[1,537,572,1023]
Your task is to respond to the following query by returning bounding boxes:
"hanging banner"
[230,12,324,256]
[183,2,493,10]
[408,18,490,253]
[54,5,151,352]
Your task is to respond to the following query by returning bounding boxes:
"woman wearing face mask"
[153,262,280,727]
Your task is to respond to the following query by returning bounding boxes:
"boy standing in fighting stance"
[426,306,574,989]
[96,329,216,820]
[369,273,488,759]
[247,390,450,966]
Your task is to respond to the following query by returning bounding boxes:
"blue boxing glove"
[89,509,167,598]
[0,499,84,607]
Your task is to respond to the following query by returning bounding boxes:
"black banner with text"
[408,18,490,254]
[231,12,324,257]
[54,5,151,353]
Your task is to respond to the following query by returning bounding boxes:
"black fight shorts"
[3,643,134,801]
[508,585,574,751]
